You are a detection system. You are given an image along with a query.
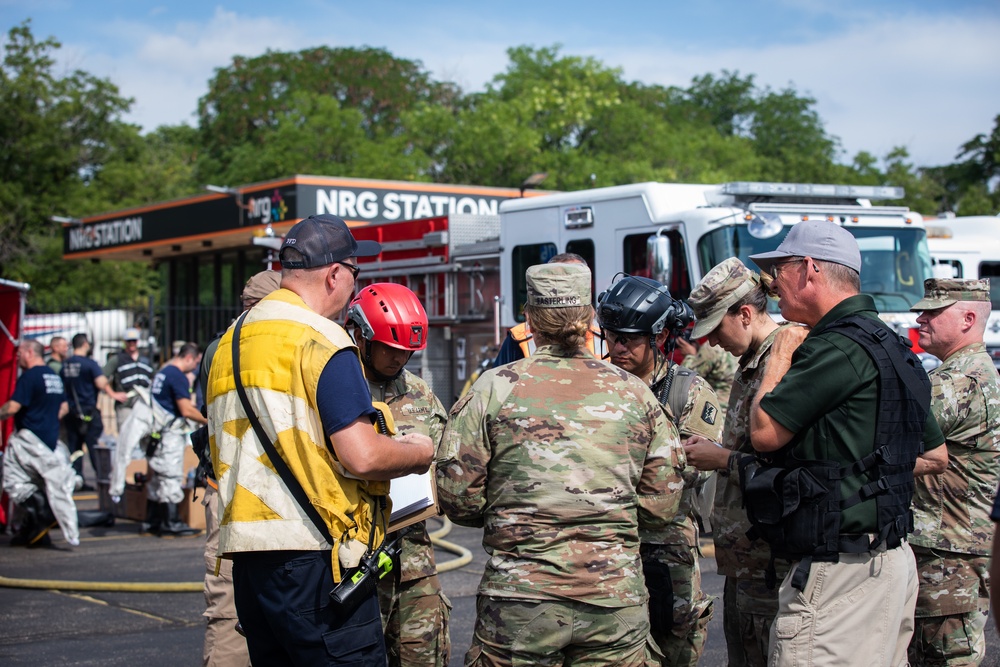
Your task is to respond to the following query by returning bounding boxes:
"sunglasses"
[768,258,805,281]
[337,261,361,280]
[610,331,648,347]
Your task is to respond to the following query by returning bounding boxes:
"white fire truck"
[352,181,934,403]
[926,214,1000,370]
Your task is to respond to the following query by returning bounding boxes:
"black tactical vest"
[739,314,931,590]
[114,351,154,392]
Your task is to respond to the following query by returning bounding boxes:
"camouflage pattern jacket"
[437,345,686,608]
[712,324,792,580]
[682,342,738,421]
[644,360,723,546]
[369,369,448,582]
[910,342,1000,556]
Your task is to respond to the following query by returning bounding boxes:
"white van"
[926,215,1000,370]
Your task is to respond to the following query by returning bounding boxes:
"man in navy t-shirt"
[0,339,79,547]
[146,342,206,537]
[60,333,127,487]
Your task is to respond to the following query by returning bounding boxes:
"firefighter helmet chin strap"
[360,339,407,383]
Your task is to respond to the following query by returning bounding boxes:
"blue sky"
[4,0,999,169]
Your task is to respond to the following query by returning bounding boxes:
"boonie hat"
[749,220,861,274]
[242,270,282,302]
[910,278,991,311]
[688,258,761,338]
[123,327,141,341]
[279,214,382,269]
[526,263,592,308]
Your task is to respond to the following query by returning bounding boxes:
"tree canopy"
[2,22,997,305]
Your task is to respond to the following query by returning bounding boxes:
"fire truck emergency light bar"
[722,182,905,200]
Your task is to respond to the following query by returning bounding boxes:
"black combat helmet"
[597,274,693,336]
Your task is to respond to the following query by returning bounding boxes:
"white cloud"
[606,12,1000,167]
[55,8,306,129]
[44,3,1000,169]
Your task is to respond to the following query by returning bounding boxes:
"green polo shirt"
[760,295,944,533]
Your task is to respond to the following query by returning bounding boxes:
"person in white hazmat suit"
[111,342,206,537]
[0,339,80,547]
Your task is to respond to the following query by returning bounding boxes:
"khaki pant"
[202,484,250,667]
[769,542,917,667]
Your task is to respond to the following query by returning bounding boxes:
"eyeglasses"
[610,331,648,348]
[337,261,361,280]
[768,258,804,281]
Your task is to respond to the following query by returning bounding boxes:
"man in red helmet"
[347,282,451,667]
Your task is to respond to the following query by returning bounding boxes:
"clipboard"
[387,465,440,532]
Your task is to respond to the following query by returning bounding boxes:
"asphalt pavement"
[1,486,998,666]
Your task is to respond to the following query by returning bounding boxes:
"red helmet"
[347,283,428,351]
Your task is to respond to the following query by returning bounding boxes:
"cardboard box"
[106,446,206,530]
[112,484,205,530]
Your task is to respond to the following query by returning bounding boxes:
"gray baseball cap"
[749,220,861,274]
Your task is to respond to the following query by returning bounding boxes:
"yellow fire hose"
[0,516,473,592]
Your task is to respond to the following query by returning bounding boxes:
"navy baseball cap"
[279,214,382,269]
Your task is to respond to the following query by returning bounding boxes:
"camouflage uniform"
[682,341,738,422]
[908,341,1000,667]
[710,324,793,667]
[438,345,686,667]
[369,369,451,667]
[643,360,722,666]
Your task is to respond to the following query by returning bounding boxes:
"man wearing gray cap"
[682,257,793,667]
[206,214,434,666]
[745,219,946,666]
[438,262,686,666]
[907,278,1000,666]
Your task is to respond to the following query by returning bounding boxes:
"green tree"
[214,92,430,184]
[196,46,457,179]
[0,21,134,264]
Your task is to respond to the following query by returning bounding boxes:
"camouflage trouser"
[722,577,778,667]
[908,547,990,666]
[465,597,659,667]
[641,543,713,666]
[377,571,451,667]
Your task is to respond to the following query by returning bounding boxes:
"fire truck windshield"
[697,225,933,312]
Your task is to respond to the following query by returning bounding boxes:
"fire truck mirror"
[647,229,672,286]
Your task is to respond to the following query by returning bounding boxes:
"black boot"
[138,501,160,536]
[158,502,201,538]
[18,493,57,547]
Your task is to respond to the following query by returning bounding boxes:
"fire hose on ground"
[0,515,473,593]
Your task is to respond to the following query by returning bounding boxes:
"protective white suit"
[2,429,80,546]
[110,386,190,505]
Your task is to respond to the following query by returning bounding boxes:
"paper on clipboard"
[387,466,439,532]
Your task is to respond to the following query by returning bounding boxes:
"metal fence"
[24,296,240,366]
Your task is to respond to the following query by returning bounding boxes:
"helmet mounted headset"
[596,273,694,356]
[346,282,428,382]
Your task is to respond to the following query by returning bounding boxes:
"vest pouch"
[777,466,831,556]
[742,463,832,556]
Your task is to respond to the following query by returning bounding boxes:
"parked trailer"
[350,182,935,403]
[23,309,152,365]
[926,215,1000,370]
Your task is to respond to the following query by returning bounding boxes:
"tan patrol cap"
[688,258,761,338]
[911,278,991,311]
[526,263,591,308]
[242,270,282,302]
